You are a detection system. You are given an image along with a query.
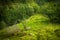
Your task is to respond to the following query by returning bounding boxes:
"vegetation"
[0,0,60,40]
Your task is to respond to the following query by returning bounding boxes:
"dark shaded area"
[54,29,60,37]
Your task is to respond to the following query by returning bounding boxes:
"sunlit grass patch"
[0,14,60,40]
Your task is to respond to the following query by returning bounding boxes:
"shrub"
[40,2,60,23]
[0,21,7,29]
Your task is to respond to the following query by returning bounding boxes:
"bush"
[40,2,60,23]
[0,3,35,29]
[0,21,7,29]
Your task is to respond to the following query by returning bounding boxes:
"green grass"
[0,14,60,40]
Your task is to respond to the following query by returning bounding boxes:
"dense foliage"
[0,0,60,40]
[0,0,60,29]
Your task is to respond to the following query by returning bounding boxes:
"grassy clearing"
[0,14,60,40]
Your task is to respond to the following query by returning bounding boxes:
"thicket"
[0,0,60,29]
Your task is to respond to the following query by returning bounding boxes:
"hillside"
[0,14,60,40]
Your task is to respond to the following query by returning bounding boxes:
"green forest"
[0,0,60,40]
